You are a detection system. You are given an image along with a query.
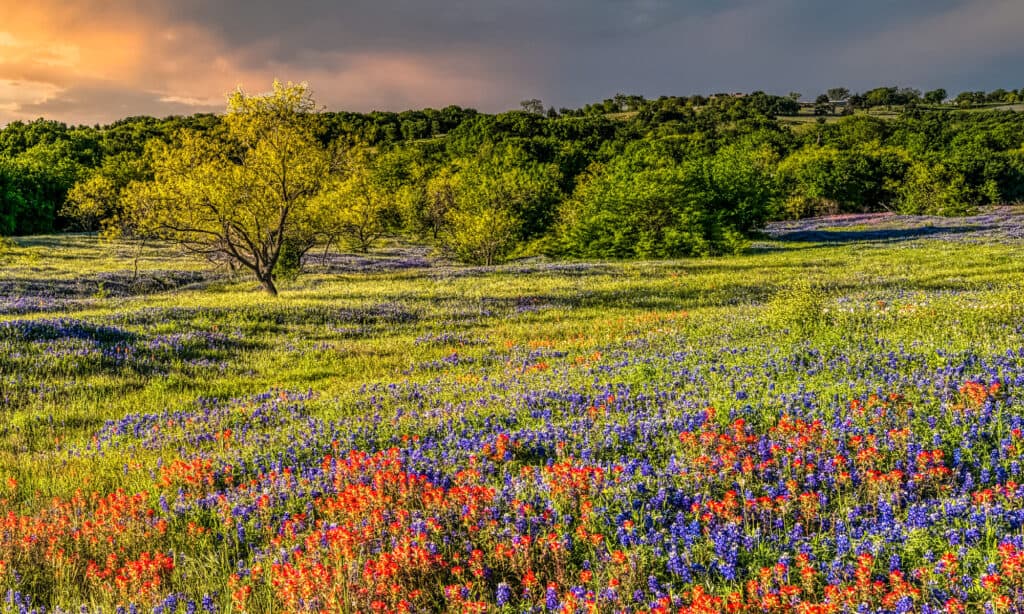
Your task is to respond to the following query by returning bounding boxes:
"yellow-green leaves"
[314,147,399,253]
[438,144,562,265]
[124,82,334,296]
[225,80,319,148]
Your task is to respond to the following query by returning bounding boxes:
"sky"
[2,0,1024,126]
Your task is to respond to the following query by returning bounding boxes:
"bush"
[554,139,776,259]
[0,236,15,263]
[896,162,974,215]
[445,204,521,266]
[440,144,561,265]
[764,276,828,336]
[272,236,307,282]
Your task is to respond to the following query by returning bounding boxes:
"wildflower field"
[4,211,1024,613]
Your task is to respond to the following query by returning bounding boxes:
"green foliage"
[0,142,85,235]
[6,81,1024,264]
[446,201,522,266]
[316,147,405,253]
[440,144,562,265]
[826,88,850,102]
[415,167,457,241]
[777,143,916,217]
[62,150,151,233]
[375,146,435,236]
[1001,151,1024,203]
[0,160,30,236]
[0,236,15,264]
[896,162,974,215]
[63,174,120,232]
[924,89,947,105]
[92,281,111,299]
[556,152,713,259]
[778,146,866,215]
[554,138,777,259]
[125,81,333,295]
[272,236,307,281]
[705,136,782,233]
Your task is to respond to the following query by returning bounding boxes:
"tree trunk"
[259,274,278,296]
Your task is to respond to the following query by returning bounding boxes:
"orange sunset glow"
[0,2,534,125]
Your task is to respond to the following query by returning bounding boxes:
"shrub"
[554,139,776,259]
[896,162,974,215]
[272,236,307,282]
[764,276,828,336]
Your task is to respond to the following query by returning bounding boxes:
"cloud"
[0,1,545,125]
[0,0,1023,126]
[835,0,1024,86]
[12,83,222,126]
[0,80,64,109]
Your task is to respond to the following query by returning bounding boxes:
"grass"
[3,215,1024,611]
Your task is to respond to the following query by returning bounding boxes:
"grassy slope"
[2,214,1024,609]
[3,222,1022,483]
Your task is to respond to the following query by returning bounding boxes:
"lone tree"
[814,94,833,116]
[924,88,947,105]
[826,87,850,102]
[519,99,545,115]
[125,81,332,295]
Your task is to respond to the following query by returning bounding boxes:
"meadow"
[2,209,1024,613]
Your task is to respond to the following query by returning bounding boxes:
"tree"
[420,168,458,240]
[777,145,896,216]
[706,137,782,240]
[897,161,973,215]
[125,81,333,295]
[608,93,644,113]
[827,88,850,102]
[64,174,121,232]
[365,146,439,242]
[63,152,150,232]
[814,94,834,116]
[0,141,84,235]
[898,87,922,106]
[864,87,896,108]
[0,160,29,236]
[316,147,404,253]
[955,91,985,107]
[520,99,545,115]
[446,198,521,266]
[555,138,778,259]
[987,89,1010,104]
[924,89,947,105]
[442,144,561,265]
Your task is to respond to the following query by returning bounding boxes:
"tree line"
[2,81,1024,290]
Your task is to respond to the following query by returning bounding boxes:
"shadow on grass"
[768,225,989,244]
[0,270,218,299]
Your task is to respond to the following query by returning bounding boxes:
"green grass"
[3,229,1021,456]
[3,223,1024,611]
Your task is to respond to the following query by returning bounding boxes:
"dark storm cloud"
[3,0,1024,124]
[174,1,727,50]
[158,0,1024,103]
